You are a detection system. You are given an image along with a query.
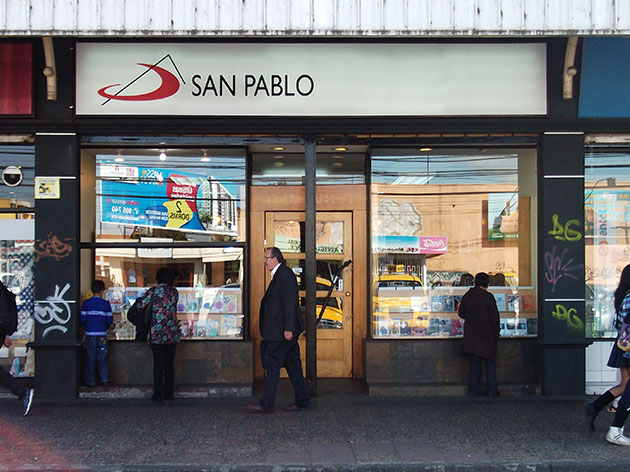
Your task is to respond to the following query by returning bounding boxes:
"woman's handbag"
[127,297,152,342]
[617,322,630,352]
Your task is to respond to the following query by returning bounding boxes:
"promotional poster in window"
[98,164,238,236]
[487,192,519,240]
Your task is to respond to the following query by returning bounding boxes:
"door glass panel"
[316,221,344,254]
[274,220,344,254]
[284,258,346,329]
[274,220,303,253]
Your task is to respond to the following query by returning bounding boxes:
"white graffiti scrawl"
[34,283,73,338]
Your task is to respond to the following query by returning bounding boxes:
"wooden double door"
[250,185,366,379]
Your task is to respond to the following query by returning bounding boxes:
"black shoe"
[585,402,597,431]
[151,395,163,402]
[488,391,501,398]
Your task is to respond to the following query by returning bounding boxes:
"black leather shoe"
[247,403,272,414]
[585,403,597,431]
[284,404,311,411]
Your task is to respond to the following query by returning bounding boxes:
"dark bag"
[127,297,152,342]
[0,282,18,337]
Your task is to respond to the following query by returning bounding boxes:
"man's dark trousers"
[259,337,310,412]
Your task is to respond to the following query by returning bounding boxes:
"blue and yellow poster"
[99,164,236,234]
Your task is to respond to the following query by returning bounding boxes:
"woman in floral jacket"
[138,267,180,402]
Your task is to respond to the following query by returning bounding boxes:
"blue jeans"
[85,335,108,386]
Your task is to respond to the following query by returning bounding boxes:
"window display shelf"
[106,286,243,341]
[372,287,538,339]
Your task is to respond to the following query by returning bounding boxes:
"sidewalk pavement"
[0,385,628,472]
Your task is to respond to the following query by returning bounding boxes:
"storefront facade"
[2,4,630,400]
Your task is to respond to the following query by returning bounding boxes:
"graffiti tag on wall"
[35,232,72,262]
[34,283,72,337]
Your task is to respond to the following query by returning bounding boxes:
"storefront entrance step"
[78,385,252,399]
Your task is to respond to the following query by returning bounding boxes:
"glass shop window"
[0,144,35,377]
[81,147,246,340]
[370,147,537,339]
[252,145,365,186]
[585,149,630,338]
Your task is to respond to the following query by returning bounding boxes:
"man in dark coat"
[248,247,310,413]
[458,272,500,397]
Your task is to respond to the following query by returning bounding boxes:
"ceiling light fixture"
[333,147,347,151]
[332,162,343,168]
[114,157,124,163]
[201,150,210,162]
[420,147,432,152]
[273,155,284,159]
[274,162,284,167]
[159,151,166,161]
[332,155,344,159]
[272,146,285,151]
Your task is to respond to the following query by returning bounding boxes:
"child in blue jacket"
[80,280,113,387]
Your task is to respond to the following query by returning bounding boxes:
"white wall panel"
[452,0,475,32]
[242,0,265,32]
[29,0,54,31]
[476,0,501,31]
[218,0,242,31]
[171,0,196,33]
[52,0,74,30]
[591,0,614,30]
[265,0,287,31]
[383,0,406,31]
[569,0,593,30]
[545,0,569,30]
[100,0,123,31]
[335,0,359,32]
[122,0,146,33]
[76,0,98,31]
[406,0,431,31]
[617,0,630,31]
[148,0,172,31]
[522,0,546,30]
[1,0,630,36]
[194,0,217,32]
[313,0,334,32]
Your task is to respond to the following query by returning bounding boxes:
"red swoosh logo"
[98,63,180,101]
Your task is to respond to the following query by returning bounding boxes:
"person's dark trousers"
[84,335,109,386]
[468,355,498,396]
[259,338,310,412]
[0,364,25,399]
[151,343,177,400]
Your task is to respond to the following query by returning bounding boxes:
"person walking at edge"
[458,272,501,397]
[586,264,630,432]
[0,280,33,415]
[248,247,311,413]
[79,280,113,387]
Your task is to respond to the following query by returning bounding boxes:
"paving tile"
[393,440,444,462]
[264,449,310,464]
[309,442,355,464]
[351,441,397,463]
